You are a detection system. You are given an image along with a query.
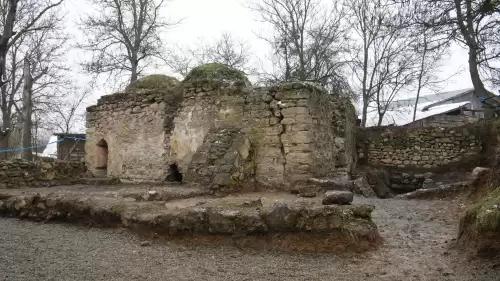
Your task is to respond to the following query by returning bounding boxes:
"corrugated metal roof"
[364,101,470,127]
[386,88,474,110]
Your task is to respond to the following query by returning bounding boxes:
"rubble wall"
[357,126,482,169]
[0,159,86,188]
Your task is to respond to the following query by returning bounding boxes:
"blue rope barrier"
[0,136,87,154]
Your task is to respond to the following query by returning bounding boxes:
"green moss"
[468,187,500,233]
[183,63,250,85]
[125,75,179,92]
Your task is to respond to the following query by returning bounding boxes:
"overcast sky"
[65,0,478,105]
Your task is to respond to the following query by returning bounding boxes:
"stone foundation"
[0,187,380,253]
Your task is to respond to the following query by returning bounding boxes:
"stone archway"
[96,139,109,171]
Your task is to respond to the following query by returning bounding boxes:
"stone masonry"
[86,75,181,182]
[86,64,356,191]
[357,126,481,169]
[0,158,86,188]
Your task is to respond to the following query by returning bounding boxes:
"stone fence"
[0,159,87,188]
[357,126,482,170]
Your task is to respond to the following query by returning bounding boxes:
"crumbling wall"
[169,72,248,172]
[86,76,181,182]
[357,126,481,169]
[0,159,86,188]
[184,127,253,193]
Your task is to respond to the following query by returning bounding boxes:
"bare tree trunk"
[468,49,488,96]
[413,35,427,122]
[21,57,33,161]
[130,58,138,83]
[361,99,369,127]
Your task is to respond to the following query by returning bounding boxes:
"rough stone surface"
[471,167,491,184]
[357,126,481,169]
[86,82,182,182]
[184,127,254,193]
[0,187,379,253]
[0,159,86,188]
[322,191,354,205]
[396,181,469,199]
[353,177,377,198]
[363,168,393,198]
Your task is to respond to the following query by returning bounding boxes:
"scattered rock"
[299,192,316,198]
[353,177,377,198]
[322,191,353,205]
[471,167,491,184]
[396,181,468,199]
[140,241,152,247]
[309,178,357,193]
[242,198,263,207]
[364,168,393,198]
[424,172,433,179]
[422,178,435,189]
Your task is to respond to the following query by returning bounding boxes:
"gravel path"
[1,197,499,281]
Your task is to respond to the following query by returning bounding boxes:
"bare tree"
[78,0,179,85]
[246,0,352,95]
[347,0,417,126]
[409,25,455,122]
[200,32,253,71]
[409,0,500,95]
[48,86,90,134]
[0,0,64,158]
[166,32,255,79]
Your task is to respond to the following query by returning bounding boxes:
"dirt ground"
[1,191,498,281]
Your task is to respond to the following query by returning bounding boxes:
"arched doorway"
[96,139,108,172]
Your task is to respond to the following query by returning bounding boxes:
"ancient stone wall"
[0,159,86,188]
[86,87,181,182]
[86,65,357,189]
[357,126,481,169]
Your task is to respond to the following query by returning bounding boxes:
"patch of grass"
[469,187,500,233]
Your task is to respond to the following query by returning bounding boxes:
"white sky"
[64,0,479,109]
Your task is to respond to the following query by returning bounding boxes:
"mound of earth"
[183,63,250,86]
[458,186,500,258]
[125,75,179,92]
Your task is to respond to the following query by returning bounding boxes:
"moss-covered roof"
[125,74,179,92]
[183,63,250,85]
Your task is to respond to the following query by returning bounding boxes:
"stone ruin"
[85,63,356,192]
